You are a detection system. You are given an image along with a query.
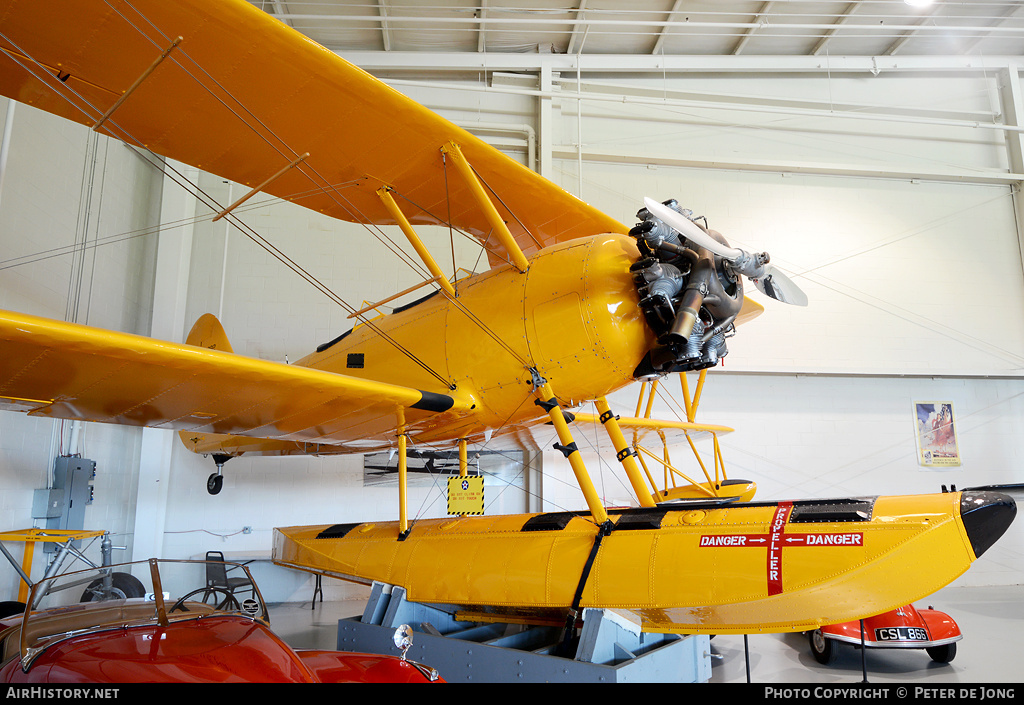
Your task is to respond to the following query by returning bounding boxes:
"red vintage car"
[808,603,961,665]
[0,559,441,683]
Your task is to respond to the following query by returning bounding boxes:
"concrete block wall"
[0,102,160,597]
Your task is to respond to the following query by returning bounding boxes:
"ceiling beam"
[652,0,683,56]
[277,12,1024,38]
[883,6,941,57]
[266,0,292,28]
[378,0,392,52]
[476,0,487,53]
[566,0,589,55]
[546,75,997,124]
[732,1,773,56]
[964,3,1024,54]
[340,51,1024,75]
[812,2,858,57]
[549,146,1024,186]
[389,74,1017,138]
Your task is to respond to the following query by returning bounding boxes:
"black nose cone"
[961,491,1016,559]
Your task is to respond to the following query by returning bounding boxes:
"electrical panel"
[36,457,95,551]
[31,488,64,519]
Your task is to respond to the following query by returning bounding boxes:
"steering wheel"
[169,587,241,614]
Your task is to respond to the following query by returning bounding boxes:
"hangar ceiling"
[248,1,1024,58]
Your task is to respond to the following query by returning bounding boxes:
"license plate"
[874,626,929,642]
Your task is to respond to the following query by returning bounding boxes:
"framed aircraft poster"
[914,401,961,467]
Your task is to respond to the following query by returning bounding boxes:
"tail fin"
[185,313,233,353]
[180,313,233,456]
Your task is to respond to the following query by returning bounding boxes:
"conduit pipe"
[386,77,1024,136]
[0,101,14,211]
[459,121,537,173]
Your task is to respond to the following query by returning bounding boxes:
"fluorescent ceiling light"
[905,0,935,6]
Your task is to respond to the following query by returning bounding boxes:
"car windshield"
[16,559,268,668]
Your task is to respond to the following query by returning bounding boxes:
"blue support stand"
[336,582,711,683]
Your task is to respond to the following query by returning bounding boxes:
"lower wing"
[0,309,469,449]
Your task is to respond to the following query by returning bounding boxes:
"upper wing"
[0,309,470,449]
[0,0,626,267]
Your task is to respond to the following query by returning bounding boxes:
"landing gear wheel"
[207,473,224,495]
[809,629,838,665]
[0,601,25,618]
[169,587,240,613]
[80,572,146,602]
[926,643,957,663]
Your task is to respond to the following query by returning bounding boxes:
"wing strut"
[441,141,530,273]
[92,36,182,133]
[627,375,757,503]
[346,276,444,320]
[376,187,457,297]
[635,445,717,499]
[213,152,310,222]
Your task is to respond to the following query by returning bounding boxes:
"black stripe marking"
[788,498,875,523]
[411,390,455,412]
[315,523,360,539]
[316,328,353,353]
[613,508,669,531]
[311,497,883,539]
[392,289,441,314]
[521,512,585,532]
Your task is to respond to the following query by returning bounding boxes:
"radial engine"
[628,199,746,376]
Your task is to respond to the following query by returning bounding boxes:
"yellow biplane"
[0,0,1015,637]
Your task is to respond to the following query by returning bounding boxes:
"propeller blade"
[643,197,808,307]
[751,266,808,307]
[643,198,741,259]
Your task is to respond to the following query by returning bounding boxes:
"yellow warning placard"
[447,476,485,515]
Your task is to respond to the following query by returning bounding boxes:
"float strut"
[595,397,656,507]
[533,380,608,525]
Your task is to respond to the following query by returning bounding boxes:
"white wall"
[1,60,1022,604]
[0,102,159,599]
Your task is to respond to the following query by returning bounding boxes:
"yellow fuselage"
[296,233,653,447]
